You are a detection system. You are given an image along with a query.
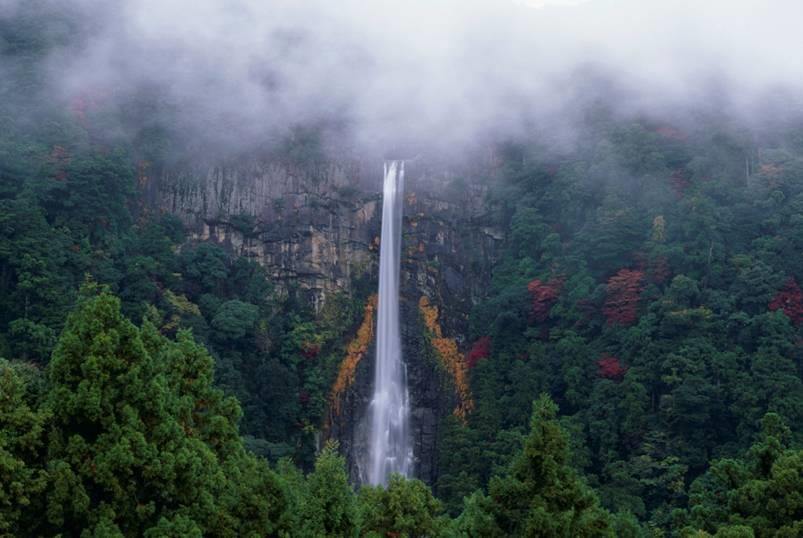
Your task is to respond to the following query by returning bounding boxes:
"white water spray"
[367,160,412,486]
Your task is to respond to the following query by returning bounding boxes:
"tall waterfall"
[367,160,412,486]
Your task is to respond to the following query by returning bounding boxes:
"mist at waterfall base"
[365,161,413,486]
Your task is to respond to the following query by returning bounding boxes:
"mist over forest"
[1,1,802,536]
[5,0,803,153]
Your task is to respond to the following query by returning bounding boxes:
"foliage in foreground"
[2,290,801,536]
[1,290,288,536]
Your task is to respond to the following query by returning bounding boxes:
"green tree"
[681,413,803,537]
[454,395,616,537]
[359,474,448,538]
[298,442,359,537]
[211,300,260,342]
[42,288,287,536]
[0,360,49,537]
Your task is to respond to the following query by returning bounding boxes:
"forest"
[2,1,802,537]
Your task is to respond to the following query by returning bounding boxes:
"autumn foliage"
[330,295,377,416]
[654,125,688,141]
[648,255,671,285]
[465,336,491,369]
[419,296,474,420]
[603,269,644,326]
[301,343,320,359]
[49,145,70,181]
[669,169,690,198]
[769,278,803,326]
[69,91,106,128]
[527,277,564,323]
[597,355,627,381]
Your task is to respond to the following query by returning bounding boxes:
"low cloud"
[5,0,803,155]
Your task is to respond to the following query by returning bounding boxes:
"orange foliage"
[419,296,474,421]
[329,295,378,416]
[420,296,440,336]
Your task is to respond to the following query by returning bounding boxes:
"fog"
[3,0,803,155]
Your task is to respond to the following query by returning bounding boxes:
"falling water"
[367,160,412,486]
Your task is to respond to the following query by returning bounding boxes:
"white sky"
[513,0,591,7]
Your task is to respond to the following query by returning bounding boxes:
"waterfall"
[367,160,412,486]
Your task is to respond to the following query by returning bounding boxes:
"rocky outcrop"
[149,159,378,311]
[150,153,503,485]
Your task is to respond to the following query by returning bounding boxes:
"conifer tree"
[299,442,359,538]
[0,360,49,537]
[43,289,287,536]
[454,395,616,537]
[682,413,803,537]
[359,474,448,538]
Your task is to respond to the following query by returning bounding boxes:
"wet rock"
[152,153,503,486]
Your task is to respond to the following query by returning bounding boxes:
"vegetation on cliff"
[1,4,802,536]
[419,296,474,421]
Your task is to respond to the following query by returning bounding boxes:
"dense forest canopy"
[2,1,803,536]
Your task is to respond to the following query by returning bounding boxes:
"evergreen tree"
[359,474,448,538]
[454,395,616,537]
[0,360,49,537]
[42,288,287,536]
[298,442,359,538]
[681,414,803,537]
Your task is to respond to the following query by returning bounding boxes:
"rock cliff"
[149,153,502,485]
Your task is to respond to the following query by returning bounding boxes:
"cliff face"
[150,159,376,312]
[150,155,502,485]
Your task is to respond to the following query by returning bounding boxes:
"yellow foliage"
[161,290,202,333]
[419,296,441,337]
[652,215,666,242]
[418,296,474,421]
[667,306,713,320]
[165,290,202,316]
[329,295,378,416]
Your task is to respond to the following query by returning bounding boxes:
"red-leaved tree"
[655,126,688,141]
[527,277,565,323]
[769,278,803,326]
[597,355,627,381]
[301,342,320,359]
[648,255,671,285]
[669,169,690,198]
[603,269,644,326]
[466,336,491,369]
[50,145,70,181]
